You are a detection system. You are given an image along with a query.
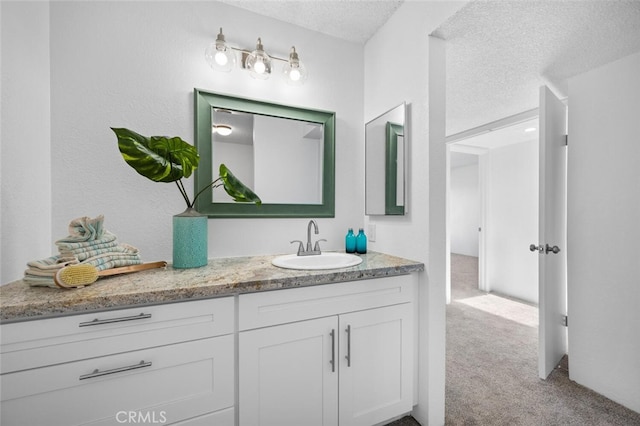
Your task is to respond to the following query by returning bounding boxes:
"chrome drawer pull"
[345,324,351,367]
[79,313,151,327]
[330,329,336,373]
[79,360,152,380]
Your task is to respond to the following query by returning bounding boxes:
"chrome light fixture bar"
[205,28,308,85]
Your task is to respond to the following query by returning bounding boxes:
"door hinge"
[562,315,568,327]
[563,134,568,146]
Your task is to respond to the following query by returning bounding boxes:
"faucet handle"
[290,240,305,256]
[313,239,327,253]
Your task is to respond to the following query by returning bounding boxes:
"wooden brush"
[54,261,167,289]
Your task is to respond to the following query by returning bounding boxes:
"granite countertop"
[0,251,423,323]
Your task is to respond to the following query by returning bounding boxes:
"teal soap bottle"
[356,228,367,254]
[345,228,356,253]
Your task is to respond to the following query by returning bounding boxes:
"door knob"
[545,244,561,254]
[530,244,561,254]
[529,244,543,253]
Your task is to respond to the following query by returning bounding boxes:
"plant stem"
[175,180,192,208]
[191,178,222,207]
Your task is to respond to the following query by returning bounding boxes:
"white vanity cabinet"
[238,275,415,426]
[0,297,235,426]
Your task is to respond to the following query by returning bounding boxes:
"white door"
[338,304,413,426]
[536,85,568,379]
[238,317,339,426]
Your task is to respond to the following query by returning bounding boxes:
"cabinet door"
[339,304,413,426]
[239,317,339,426]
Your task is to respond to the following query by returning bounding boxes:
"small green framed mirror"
[365,103,407,215]
[194,89,336,218]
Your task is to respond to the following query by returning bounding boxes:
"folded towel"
[86,257,143,271]
[23,275,57,288]
[27,255,79,271]
[56,231,117,252]
[25,215,144,288]
[82,246,141,270]
[55,215,106,243]
[59,241,135,261]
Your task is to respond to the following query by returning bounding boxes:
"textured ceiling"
[218,0,404,44]
[219,1,640,137]
[433,0,640,135]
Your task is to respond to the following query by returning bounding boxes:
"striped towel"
[24,215,142,288]
[23,255,80,288]
[56,215,106,243]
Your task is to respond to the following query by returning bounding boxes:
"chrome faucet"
[290,220,325,256]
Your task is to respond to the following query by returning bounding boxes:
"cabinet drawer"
[1,297,233,373]
[0,335,234,426]
[239,274,416,331]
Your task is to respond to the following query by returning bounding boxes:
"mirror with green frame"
[194,89,336,218]
[365,103,407,215]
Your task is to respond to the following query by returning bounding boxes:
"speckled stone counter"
[0,251,423,323]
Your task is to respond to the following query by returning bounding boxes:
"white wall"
[486,139,539,304]
[0,1,52,284]
[567,51,640,413]
[450,162,479,257]
[1,1,364,283]
[364,2,467,424]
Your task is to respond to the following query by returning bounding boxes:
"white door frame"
[445,109,538,303]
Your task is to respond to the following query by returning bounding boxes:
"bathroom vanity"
[0,252,423,426]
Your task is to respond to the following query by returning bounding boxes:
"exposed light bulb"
[282,46,307,85]
[254,60,266,74]
[215,51,228,66]
[246,38,271,80]
[289,68,301,81]
[205,28,236,73]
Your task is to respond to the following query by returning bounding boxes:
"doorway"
[446,113,540,307]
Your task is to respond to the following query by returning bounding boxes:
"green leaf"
[111,128,199,183]
[219,164,262,205]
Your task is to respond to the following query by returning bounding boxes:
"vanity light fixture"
[205,28,236,72]
[205,28,308,85]
[212,124,232,136]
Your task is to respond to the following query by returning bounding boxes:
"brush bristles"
[56,264,99,288]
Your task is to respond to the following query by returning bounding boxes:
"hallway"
[445,254,640,425]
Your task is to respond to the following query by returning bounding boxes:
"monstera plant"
[111,128,261,209]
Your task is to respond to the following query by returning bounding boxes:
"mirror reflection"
[365,103,407,215]
[194,89,336,218]
[211,109,324,205]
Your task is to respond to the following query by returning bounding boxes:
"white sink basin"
[272,252,363,270]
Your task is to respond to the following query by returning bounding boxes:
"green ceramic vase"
[172,208,207,268]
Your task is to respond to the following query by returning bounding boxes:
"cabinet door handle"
[345,324,351,367]
[79,313,152,327]
[79,360,152,380]
[330,329,336,373]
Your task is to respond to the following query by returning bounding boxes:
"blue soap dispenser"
[345,228,356,253]
[356,228,367,254]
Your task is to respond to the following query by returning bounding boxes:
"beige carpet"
[387,253,640,425]
[444,253,640,426]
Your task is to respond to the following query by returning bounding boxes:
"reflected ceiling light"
[205,28,236,72]
[524,127,536,133]
[205,28,307,85]
[212,124,232,136]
